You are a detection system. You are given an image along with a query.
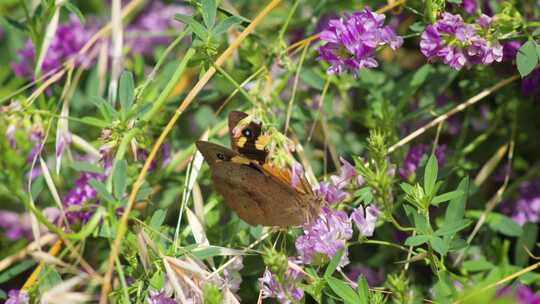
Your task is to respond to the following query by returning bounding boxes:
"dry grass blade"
[136,231,150,271]
[186,208,209,246]
[163,257,188,303]
[35,5,60,75]
[387,74,520,154]
[30,251,69,268]
[99,1,283,302]
[473,144,508,187]
[0,233,57,272]
[108,0,124,104]
[454,261,540,303]
[41,274,91,304]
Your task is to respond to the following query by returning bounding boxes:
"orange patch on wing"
[231,155,252,165]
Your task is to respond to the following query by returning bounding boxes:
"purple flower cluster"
[317,7,403,74]
[223,256,244,293]
[351,204,380,237]
[295,207,353,267]
[149,290,177,304]
[420,13,502,70]
[11,2,188,80]
[12,16,94,78]
[126,2,187,56]
[260,259,305,304]
[5,289,29,304]
[461,0,477,15]
[315,157,363,204]
[497,284,540,304]
[507,179,540,226]
[399,144,446,180]
[63,170,106,223]
[0,207,59,240]
[346,264,385,287]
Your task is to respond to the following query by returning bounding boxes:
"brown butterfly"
[196,112,320,227]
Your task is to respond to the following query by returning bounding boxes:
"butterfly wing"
[196,140,319,227]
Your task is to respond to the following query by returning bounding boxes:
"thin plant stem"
[99,1,283,302]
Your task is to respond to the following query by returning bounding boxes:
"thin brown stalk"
[387,74,520,154]
[98,1,283,302]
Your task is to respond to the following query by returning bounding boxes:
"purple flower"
[507,179,540,226]
[6,124,16,149]
[476,14,492,29]
[317,7,403,74]
[260,259,305,304]
[126,2,187,56]
[462,0,478,14]
[346,265,384,287]
[420,13,502,70]
[0,207,59,240]
[6,289,29,304]
[149,290,177,304]
[12,16,95,79]
[351,204,380,237]
[502,41,521,62]
[223,257,243,293]
[295,207,353,267]
[399,144,446,180]
[315,181,348,204]
[291,162,304,188]
[330,157,363,188]
[522,69,540,97]
[497,284,540,304]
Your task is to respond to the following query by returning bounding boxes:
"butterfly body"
[196,111,320,227]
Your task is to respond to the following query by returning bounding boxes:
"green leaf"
[0,260,35,284]
[5,17,27,31]
[212,15,242,36]
[353,187,373,205]
[63,2,85,24]
[136,181,153,201]
[435,219,471,236]
[89,96,117,121]
[516,40,539,77]
[80,117,108,128]
[301,68,325,90]
[324,249,344,278]
[444,177,469,223]
[113,160,128,199]
[430,236,449,255]
[119,71,134,113]
[424,154,438,196]
[89,179,116,203]
[488,213,523,237]
[533,27,540,37]
[356,275,369,304]
[515,223,538,267]
[149,209,167,230]
[462,259,494,272]
[70,161,104,174]
[410,64,432,87]
[400,182,414,195]
[201,0,217,29]
[413,212,430,234]
[432,190,464,205]
[326,277,362,304]
[191,246,244,259]
[404,235,430,246]
[175,14,208,40]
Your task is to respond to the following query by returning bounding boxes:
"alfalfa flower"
[295,207,353,267]
[260,259,305,304]
[399,144,446,180]
[317,7,403,74]
[351,204,380,237]
[5,289,29,304]
[420,12,502,70]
